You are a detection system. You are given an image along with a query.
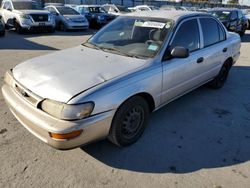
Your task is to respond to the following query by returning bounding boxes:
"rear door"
[198,17,228,80]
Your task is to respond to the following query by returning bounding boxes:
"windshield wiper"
[82,42,102,50]
[98,46,148,59]
[82,43,148,59]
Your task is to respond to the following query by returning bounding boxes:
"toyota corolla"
[2,11,241,149]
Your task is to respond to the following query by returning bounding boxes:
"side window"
[171,19,200,52]
[3,2,10,10]
[231,11,237,20]
[200,18,223,47]
[6,2,12,10]
[238,10,243,19]
[50,7,57,14]
[218,24,226,41]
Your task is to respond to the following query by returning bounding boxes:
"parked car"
[44,5,89,31]
[0,15,5,36]
[0,0,55,33]
[242,9,250,29]
[208,8,248,36]
[102,4,131,16]
[2,11,241,149]
[128,5,159,12]
[75,5,116,28]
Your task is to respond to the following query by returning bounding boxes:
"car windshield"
[56,6,79,15]
[88,6,105,13]
[85,16,173,59]
[116,5,131,12]
[210,11,231,20]
[242,9,250,15]
[13,1,39,10]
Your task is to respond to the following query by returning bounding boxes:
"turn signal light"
[49,130,83,140]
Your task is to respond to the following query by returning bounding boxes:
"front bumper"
[20,18,55,30]
[1,72,115,150]
[66,21,89,30]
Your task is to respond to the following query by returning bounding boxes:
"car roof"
[77,5,101,7]
[125,10,210,21]
[5,0,34,2]
[209,8,239,12]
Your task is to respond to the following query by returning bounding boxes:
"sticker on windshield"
[148,44,159,51]
[135,21,165,29]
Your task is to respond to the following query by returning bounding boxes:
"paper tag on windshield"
[142,21,165,28]
[148,44,159,51]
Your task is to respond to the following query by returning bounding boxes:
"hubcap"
[121,106,144,140]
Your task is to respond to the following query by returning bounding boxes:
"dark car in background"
[75,5,116,28]
[242,9,250,29]
[0,15,5,36]
[209,8,248,36]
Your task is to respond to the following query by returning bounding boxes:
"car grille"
[31,14,48,22]
[14,84,39,106]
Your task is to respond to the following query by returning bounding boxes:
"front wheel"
[14,21,24,34]
[240,26,247,36]
[208,61,231,89]
[59,22,67,31]
[108,96,150,147]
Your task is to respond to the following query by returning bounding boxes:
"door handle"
[197,57,204,63]
[223,48,227,52]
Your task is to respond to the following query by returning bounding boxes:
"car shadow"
[81,65,250,174]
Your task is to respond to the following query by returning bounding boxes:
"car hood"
[14,10,50,15]
[64,14,84,20]
[12,45,148,103]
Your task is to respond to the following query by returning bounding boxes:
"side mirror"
[170,46,189,58]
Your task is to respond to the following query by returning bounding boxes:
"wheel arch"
[118,92,155,113]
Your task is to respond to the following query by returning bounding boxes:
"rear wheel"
[48,27,55,33]
[108,96,150,147]
[208,61,231,89]
[240,25,247,36]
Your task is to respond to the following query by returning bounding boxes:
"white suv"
[0,0,55,33]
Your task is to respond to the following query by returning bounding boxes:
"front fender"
[68,63,163,115]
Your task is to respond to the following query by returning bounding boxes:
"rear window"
[200,18,225,47]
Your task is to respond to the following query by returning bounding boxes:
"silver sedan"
[2,11,241,149]
[44,5,89,31]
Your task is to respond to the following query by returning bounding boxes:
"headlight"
[65,17,72,21]
[40,99,94,120]
[19,14,30,19]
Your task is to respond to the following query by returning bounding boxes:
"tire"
[14,21,24,34]
[48,27,55,33]
[239,25,246,37]
[0,30,5,36]
[208,61,231,89]
[59,22,67,31]
[108,96,150,147]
